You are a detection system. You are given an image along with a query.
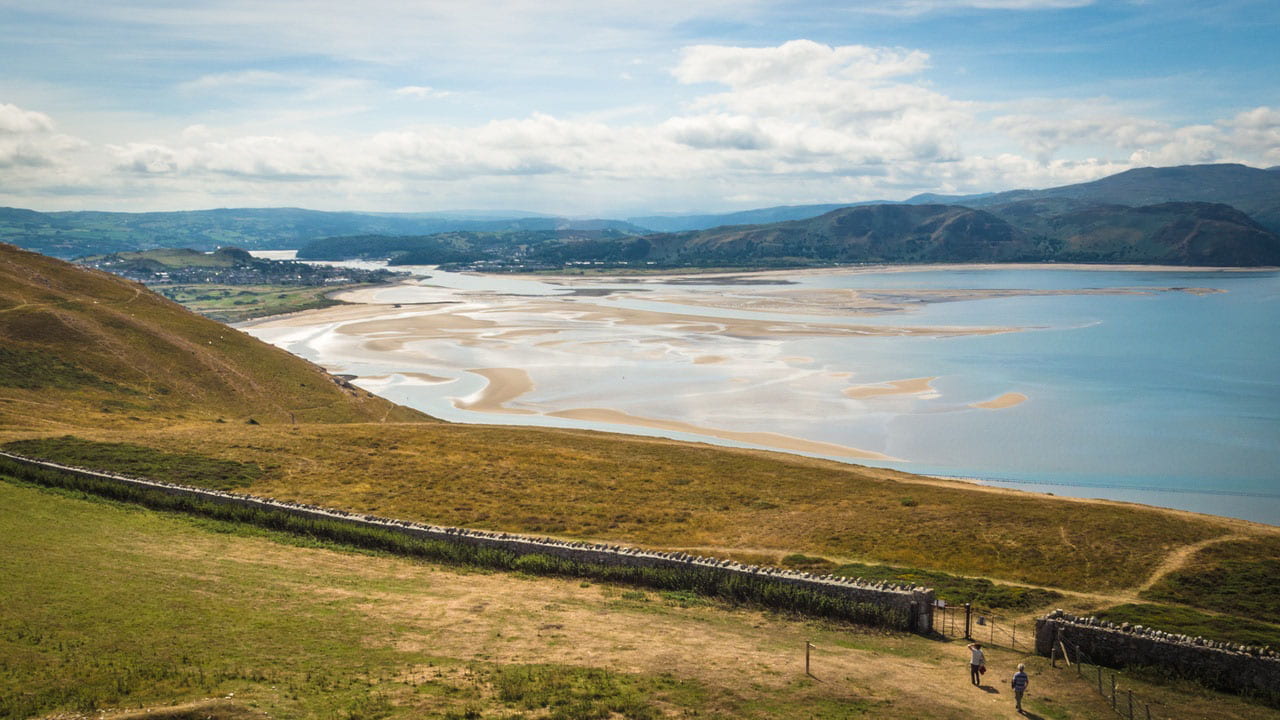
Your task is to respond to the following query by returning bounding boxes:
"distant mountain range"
[625,201,1280,267]
[910,163,1280,234]
[2,163,1278,267]
[0,207,647,259]
[626,202,890,233]
[629,163,1280,234]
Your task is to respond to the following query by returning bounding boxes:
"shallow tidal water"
[245,256,1280,525]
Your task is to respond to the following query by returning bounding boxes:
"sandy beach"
[971,392,1028,410]
[843,377,937,399]
[547,407,895,461]
[453,368,536,414]
[443,366,896,460]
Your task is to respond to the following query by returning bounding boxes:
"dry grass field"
[1,421,1244,596]
[4,480,1276,720]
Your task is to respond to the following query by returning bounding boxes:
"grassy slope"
[5,480,1275,720]
[1141,536,1280,618]
[0,243,427,427]
[3,422,1236,595]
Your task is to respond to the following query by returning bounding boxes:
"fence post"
[1146,704,1152,720]
[1098,666,1103,695]
[964,603,972,640]
[1128,689,1134,719]
[1111,674,1117,709]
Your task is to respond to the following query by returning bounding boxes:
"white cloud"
[180,70,295,91]
[2,37,1277,213]
[674,40,930,87]
[1223,106,1280,165]
[394,86,454,100]
[0,103,87,170]
[993,102,1280,169]
[0,104,56,135]
[673,40,968,165]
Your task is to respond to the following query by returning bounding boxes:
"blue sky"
[1,0,1277,215]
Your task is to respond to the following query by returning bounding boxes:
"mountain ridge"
[907,163,1280,233]
[0,206,647,259]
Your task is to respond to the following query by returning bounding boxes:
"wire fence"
[930,602,1036,653]
[931,603,1165,718]
[1052,637,1164,720]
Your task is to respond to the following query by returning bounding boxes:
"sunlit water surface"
[245,253,1280,525]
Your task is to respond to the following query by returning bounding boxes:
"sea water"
[245,257,1280,525]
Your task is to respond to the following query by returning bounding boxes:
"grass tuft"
[1141,537,1280,619]
[1093,603,1280,649]
[4,436,264,491]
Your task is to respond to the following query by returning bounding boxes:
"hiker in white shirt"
[967,642,985,685]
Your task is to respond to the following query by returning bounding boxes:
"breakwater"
[0,450,934,632]
[1036,610,1280,702]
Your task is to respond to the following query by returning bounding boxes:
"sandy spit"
[547,407,895,461]
[970,392,1028,410]
[453,368,537,414]
[844,377,937,399]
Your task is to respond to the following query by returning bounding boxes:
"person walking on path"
[967,642,985,686]
[1011,663,1030,713]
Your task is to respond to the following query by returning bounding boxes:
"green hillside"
[988,200,1280,265]
[0,243,428,428]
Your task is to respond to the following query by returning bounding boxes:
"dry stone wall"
[1036,610,1280,700]
[1,451,935,632]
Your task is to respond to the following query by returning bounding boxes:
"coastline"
[449,366,895,461]
[236,262,1279,526]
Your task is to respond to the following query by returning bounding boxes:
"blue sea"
[246,258,1280,525]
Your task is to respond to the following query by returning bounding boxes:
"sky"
[1,0,1277,216]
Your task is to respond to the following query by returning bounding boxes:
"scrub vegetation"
[156,283,354,323]
[1093,604,1280,649]
[1140,536,1280,619]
